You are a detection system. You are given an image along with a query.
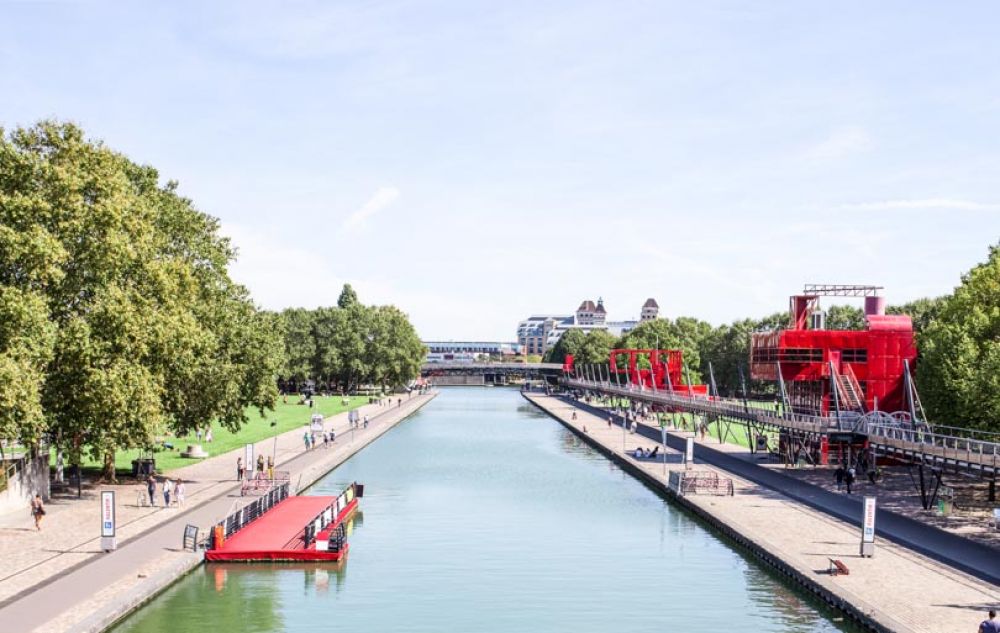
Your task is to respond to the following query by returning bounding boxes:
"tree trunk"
[102,450,117,483]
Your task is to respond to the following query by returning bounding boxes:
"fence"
[212,482,290,548]
[240,470,291,497]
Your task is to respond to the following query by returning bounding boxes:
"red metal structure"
[609,348,708,395]
[749,285,917,417]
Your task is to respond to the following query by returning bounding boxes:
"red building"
[749,286,917,416]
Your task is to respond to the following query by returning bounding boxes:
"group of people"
[834,465,857,494]
[303,429,337,450]
[236,455,275,480]
[145,474,185,507]
[632,446,660,460]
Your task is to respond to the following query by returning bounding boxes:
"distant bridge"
[421,362,562,386]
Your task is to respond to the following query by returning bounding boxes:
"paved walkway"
[0,391,436,633]
[525,392,1000,633]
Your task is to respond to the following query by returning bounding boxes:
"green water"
[112,388,853,632]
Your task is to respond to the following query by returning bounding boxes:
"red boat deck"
[206,495,351,562]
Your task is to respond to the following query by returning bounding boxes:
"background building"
[517,297,660,354]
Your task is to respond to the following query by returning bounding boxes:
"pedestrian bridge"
[421,362,562,386]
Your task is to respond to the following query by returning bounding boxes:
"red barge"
[205,482,362,562]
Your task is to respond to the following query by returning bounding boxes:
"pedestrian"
[237,457,244,481]
[845,466,856,495]
[196,428,202,442]
[571,411,577,420]
[330,428,336,443]
[397,398,401,407]
[205,427,213,443]
[608,415,613,428]
[147,475,157,506]
[256,453,265,475]
[30,494,45,531]
[323,431,329,448]
[834,465,845,491]
[163,477,173,507]
[363,415,369,429]
[303,430,310,451]
[175,479,185,507]
[980,610,1000,633]
[267,456,274,480]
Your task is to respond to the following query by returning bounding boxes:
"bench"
[828,558,850,576]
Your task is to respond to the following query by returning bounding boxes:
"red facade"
[750,314,917,415]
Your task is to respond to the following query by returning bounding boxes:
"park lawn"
[62,395,370,476]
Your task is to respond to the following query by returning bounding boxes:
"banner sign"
[101,490,116,537]
[244,443,254,479]
[862,496,876,543]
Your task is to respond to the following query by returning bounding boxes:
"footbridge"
[422,362,562,386]
[561,377,999,505]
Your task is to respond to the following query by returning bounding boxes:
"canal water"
[112,388,853,632]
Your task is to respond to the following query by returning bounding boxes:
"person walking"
[146,475,157,506]
[363,415,369,429]
[845,466,856,495]
[834,465,845,491]
[303,430,310,450]
[979,610,1000,633]
[267,456,274,481]
[163,477,173,507]
[175,479,185,507]
[256,453,265,476]
[30,494,45,531]
[607,415,613,428]
[205,427,213,443]
[330,428,336,443]
[237,457,244,481]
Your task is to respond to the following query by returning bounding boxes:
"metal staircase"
[834,364,865,413]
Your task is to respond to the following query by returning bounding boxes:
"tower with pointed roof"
[641,298,659,321]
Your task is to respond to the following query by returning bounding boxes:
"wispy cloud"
[343,186,400,230]
[839,198,1000,212]
[805,126,872,160]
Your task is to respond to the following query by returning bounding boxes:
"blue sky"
[3,1,999,339]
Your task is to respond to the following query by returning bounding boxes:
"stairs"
[834,365,866,413]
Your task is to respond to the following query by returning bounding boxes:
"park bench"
[828,558,850,576]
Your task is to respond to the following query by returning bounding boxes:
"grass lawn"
[60,394,370,476]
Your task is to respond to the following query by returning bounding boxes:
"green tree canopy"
[916,244,1000,430]
[0,121,283,477]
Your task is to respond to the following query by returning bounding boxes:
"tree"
[824,305,865,330]
[575,330,617,366]
[615,318,712,383]
[916,244,1000,430]
[0,121,284,479]
[337,283,359,309]
[888,296,945,334]
[278,308,317,385]
[543,328,586,364]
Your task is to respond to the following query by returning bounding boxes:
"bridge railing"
[868,423,1000,469]
[563,377,1000,474]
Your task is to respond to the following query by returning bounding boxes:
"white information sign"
[101,490,115,537]
[244,443,254,479]
[685,437,694,467]
[862,496,877,543]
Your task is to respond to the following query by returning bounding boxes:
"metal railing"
[563,377,1000,475]
[213,482,290,546]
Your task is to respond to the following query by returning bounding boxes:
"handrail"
[562,377,1000,473]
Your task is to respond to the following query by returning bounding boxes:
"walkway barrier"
[562,378,1000,477]
[303,482,362,551]
[240,470,291,496]
[211,482,290,548]
[680,471,735,496]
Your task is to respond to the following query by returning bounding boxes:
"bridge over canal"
[421,362,562,386]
